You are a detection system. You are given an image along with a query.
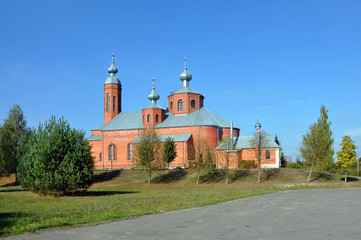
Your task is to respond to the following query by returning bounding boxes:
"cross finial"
[184,56,187,70]
[152,77,155,88]
[257,112,259,122]
[112,53,115,63]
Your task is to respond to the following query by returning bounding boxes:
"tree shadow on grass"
[340,177,359,182]
[92,170,122,183]
[261,169,280,183]
[153,169,188,183]
[230,169,250,183]
[72,190,139,197]
[0,182,20,187]
[309,172,333,182]
[199,169,226,183]
[0,212,30,236]
[0,188,28,193]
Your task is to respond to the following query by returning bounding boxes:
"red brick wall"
[104,83,121,126]
[167,92,202,115]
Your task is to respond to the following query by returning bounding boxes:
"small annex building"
[88,56,280,169]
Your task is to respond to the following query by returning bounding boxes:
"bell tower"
[104,54,122,125]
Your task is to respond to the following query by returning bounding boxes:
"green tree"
[337,136,357,183]
[274,135,286,167]
[194,137,212,185]
[0,105,30,183]
[250,130,271,184]
[300,105,334,181]
[162,137,177,169]
[134,127,162,184]
[17,116,94,196]
[218,137,236,184]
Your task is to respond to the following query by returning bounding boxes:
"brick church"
[88,56,280,169]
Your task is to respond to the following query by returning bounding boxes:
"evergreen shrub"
[18,117,94,196]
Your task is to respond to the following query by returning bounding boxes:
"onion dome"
[255,114,261,131]
[179,57,192,86]
[105,54,121,85]
[148,78,160,103]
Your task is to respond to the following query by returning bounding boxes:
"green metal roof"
[173,86,200,94]
[88,135,102,141]
[98,107,235,131]
[132,133,191,144]
[102,111,145,131]
[144,102,163,109]
[155,107,233,129]
[215,136,279,150]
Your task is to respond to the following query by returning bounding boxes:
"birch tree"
[300,105,334,181]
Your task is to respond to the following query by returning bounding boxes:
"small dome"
[105,54,121,85]
[179,69,192,81]
[255,121,261,130]
[108,62,118,74]
[148,77,160,102]
[179,57,192,82]
[148,89,160,101]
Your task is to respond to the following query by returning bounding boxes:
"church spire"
[179,56,192,87]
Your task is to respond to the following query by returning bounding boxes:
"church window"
[127,144,131,161]
[178,100,183,111]
[266,150,271,160]
[147,114,151,123]
[107,94,110,112]
[113,97,116,112]
[170,101,173,110]
[191,100,195,108]
[199,98,204,108]
[155,114,159,123]
[108,144,116,162]
[99,153,102,162]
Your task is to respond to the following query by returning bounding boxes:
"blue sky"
[0,0,360,161]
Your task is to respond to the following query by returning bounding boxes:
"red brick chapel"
[88,56,280,169]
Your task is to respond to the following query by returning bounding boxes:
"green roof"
[173,86,200,94]
[215,136,279,150]
[98,107,235,131]
[88,135,102,141]
[155,107,233,128]
[132,133,191,144]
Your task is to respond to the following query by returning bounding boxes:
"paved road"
[4,188,361,240]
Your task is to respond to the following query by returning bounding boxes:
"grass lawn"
[0,168,360,237]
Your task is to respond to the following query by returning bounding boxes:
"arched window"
[191,100,195,108]
[170,101,173,110]
[127,144,131,161]
[99,153,102,162]
[113,97,116,112]
[107,94,110,112]
[155,114,159,123]
[266,150,271,160]
[147,114,151,123]
[108,144,116,162]
[178,100,183,111]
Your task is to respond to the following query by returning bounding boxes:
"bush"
[239,160,256,169]
[18,117,94,196]
[286,162,303,169]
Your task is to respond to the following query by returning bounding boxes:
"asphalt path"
[4,188,361,240]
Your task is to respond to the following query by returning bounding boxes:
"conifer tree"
[337,136,357,183]
[0,105,30,183]
[162,137,177,169]
[17,116,94,196]
[300,105,334,181]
